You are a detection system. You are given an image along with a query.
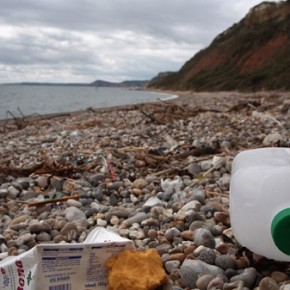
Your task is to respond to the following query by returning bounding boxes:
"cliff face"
[148,1,290,91]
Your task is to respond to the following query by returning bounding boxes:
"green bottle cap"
[271,208,290,255]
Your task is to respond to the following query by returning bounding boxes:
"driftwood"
[139,102,225,124]
[1,108,72,133]
[3,109,28,131]
[28,195,80,207]
[0,151,98,178]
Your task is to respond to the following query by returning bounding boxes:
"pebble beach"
[0,91,290,290]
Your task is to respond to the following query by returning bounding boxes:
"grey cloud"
[0,0,282,83]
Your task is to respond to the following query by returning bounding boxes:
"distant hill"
[3,80,149,88]
[148,1,290,91]
[91,80,149,88]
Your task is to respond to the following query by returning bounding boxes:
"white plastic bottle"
[230,147,290,261]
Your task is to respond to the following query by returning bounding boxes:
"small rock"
[62,179,76,194]
[196,274,214,290]
[66,199,83,208]
[156,244,172,256]
[132,178,148,189]
[198,248,216,265]
[259,277,279,290]
[157,190,174,202]
[29,221,52,234]
[36,175,49,189]
[230,267,257,288]
[180,200,201,212]
[167,253,185,262]
[7,186,20,199]
[65,207,87,226]
[218,174,231,189]
[142,196,164,212]
[104,207,131,220]
[165,260,181,273]
[132,188,143,196]
[108,181,123,190]
[59,222,78,242]
[161,178,183,193]
[207,277,225,290]
[180,259,224,289]
[89,173,105,186]
[10,215,30,226]
[194,228,216,248]
[128,229,145,240]
[213,211,230,225]
[36,232,52,242]
[109,194,119,206]
[263,132,283,146]
[147,229,157,240]
[215,255,235,270]
[271,271,289,283]
[119,212,150,229]
[16,178,31,190]
[187,164,202,177]
[165,228,180,242]
[200,160,212,171]
[191,187,206,204]
[96,219,107,227]
[180,230,194,241]
[50,176,63,191]
[110,216,120,225]
[0,189,8,198]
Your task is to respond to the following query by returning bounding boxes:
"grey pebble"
[36,232,51,242]
[230,267,257,288]
[215,254,236,270]
[19,190,37,201]
[165,260,181,273]
[108,181,123,190]
[207,277,225,290]
[194,228,216,248]
[119,212,150,228]
[196,274,215,290]
[165,228,180,242]
[29,221,52,234]
[180,259,224,288]
[7,186,20,199]
[142,196,164,212]
[180,200,201,212]
[187,163,202,177]
[66,199,83,208]
[16,178,32,190]
[157,190,174,202]
[65,206,87,226]
[198,248,216,265]
[0,189,8,198]
[89,173,106,186]
[191,187,206,204]
[104,207,131,220]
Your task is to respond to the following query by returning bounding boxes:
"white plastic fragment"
[0,227,134,290]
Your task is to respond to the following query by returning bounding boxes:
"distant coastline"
[1,79,149,89]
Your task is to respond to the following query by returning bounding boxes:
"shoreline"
[0,89,289,129]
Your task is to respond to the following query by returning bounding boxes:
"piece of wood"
[28,195,80,207]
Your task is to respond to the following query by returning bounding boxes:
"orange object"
[106,249,168,290]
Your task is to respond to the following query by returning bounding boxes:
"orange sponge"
[106,249,168,290]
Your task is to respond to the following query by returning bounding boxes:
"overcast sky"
[0,0,282,84]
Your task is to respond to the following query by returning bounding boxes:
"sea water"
[0,84,176,120]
